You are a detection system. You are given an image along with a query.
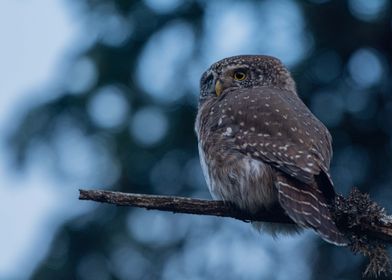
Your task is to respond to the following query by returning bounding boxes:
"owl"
[195,55,347,246]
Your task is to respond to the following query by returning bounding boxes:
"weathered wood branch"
[79,189,392,243]
[79,188,392,277]
[78,189,293,223]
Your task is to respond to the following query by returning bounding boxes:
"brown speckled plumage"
[195,55,347,245]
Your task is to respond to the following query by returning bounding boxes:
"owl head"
[199,55,296,104]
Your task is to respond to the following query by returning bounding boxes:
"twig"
[79,189,293,223]
[79,188,392,277]
[79,189,392,243]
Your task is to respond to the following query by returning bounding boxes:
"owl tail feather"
[276,175,348,246]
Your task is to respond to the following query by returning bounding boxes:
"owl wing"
[217,87,346,245]
[218,87,333,187]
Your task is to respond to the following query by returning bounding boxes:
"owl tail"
[276,175,348,246]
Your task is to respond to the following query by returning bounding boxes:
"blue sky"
[0,1,89,278]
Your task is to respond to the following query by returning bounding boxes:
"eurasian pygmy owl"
[195,55,347,246]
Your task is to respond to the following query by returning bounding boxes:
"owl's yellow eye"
[233,71,247,81]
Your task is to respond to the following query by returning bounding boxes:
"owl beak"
[215,79,223,97]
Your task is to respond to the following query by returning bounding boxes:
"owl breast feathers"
[195,55,347,246]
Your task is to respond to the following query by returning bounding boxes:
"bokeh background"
[1,0,392,279]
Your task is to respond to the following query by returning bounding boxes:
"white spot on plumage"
[223,127,233,136]
[279,144,289,151]
[303,167,313,173]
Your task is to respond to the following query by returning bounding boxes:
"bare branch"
[79,189,392,243]
[79,188,392,277]
[79,189,293,224]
